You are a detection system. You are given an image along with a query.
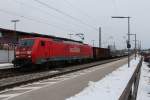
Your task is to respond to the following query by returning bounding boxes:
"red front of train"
[13,37,93,68]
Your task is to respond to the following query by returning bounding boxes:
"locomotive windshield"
[19,39,34,47]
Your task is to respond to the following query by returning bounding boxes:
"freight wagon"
[93,47,110,60]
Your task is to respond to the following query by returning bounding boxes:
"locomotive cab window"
[19,39,34,47]
[40,41,45,46]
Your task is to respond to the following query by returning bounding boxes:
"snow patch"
[137,62,150,100]
[66,57,140,100]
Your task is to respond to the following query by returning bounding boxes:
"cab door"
[36,40,46,61]
[46,40,52,58]
[40,40,48,58]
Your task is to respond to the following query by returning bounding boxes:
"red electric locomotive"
[13,37,93,68]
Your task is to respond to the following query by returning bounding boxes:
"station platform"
[0,63,13,69]
[0,57,130,100]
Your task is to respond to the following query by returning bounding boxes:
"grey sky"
[0,0,149,49]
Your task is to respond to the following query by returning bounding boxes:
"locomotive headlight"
[27,51,32,55]
[28,56,31,58]
[16,51,20,55]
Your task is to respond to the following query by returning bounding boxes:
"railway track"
[0,57,124,79]
[0,56,126,91]
[0,68,51,79]
[0,61,93,79]
[0,62,99,79]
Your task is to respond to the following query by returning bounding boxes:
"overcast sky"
[0,0,149,49]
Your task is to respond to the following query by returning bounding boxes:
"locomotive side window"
[41,41,45,46]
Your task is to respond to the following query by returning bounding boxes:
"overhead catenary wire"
[0,8,78,33]
[33,0,97,31]
[63,0,97,24]
[13,0,67,21]
[12,0,89,33]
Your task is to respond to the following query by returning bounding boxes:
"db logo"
[70,47,80,53]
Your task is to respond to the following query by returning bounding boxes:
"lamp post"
[11,20,20,42]
[11,19,20,61]
[129,34,137,60]
[111,16,131,67]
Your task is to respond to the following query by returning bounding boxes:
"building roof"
[0,28,82,43]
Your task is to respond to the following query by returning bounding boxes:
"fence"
[119,57,143,100]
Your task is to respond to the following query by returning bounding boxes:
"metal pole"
[11,19,19,61]
[92,40,95,47]
[128,17,130,67]
[14,22,16,61]
[129,33,137,60]
[140,41,141,51]
[8,45,9,62]
[135,34,137,60]
[99,27,101,48]
[111,16,131,67]
[114,41,115,49]
[14,22,17,40]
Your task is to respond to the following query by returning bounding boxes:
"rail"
[119,57,143,100]
[0,57,125,91]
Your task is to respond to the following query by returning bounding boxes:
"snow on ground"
[137,62,150,100]
[66,57,140,100]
